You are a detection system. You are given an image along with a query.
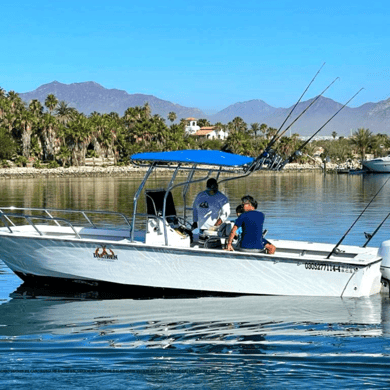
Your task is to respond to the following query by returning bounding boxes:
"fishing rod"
[279,87,364,169]
[362,212,390,247]
[270,76,339,150]
[265,62,326,153]
[326,176,390,259]
[246,63,326,172]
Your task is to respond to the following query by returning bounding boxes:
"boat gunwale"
[0,227,381,267]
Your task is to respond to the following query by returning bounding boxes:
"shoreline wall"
[0,163,328,179]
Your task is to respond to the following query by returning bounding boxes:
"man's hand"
[214,218,223,226]
[225,242,234,251]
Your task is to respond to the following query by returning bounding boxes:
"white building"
[184,118,229,140]
[193,126,229,140]
[184,118,200,135]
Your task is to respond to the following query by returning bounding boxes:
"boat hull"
[362,158,390,173]
[0,232,382,298]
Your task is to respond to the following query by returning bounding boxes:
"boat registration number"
[304,262,355,273]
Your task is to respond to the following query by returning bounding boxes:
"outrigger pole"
[278,87,364,170]
[327,176,390,259]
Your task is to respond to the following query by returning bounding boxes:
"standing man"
[192,178,230,232]
[226,195,265,252]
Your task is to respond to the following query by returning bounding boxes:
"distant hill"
[209,96,390,136]
[19,81,205,120]
[18,81,390,136]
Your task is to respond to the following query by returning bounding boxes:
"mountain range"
[18,81,390,137]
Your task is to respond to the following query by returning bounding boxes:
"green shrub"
[1,160,10,168]
[15,156,28,167]
[47,160,59,169]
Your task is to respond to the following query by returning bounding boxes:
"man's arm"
[216,202,230,225]
[226,225,238,251]
[214,219,222,226]
[192,194,200,228]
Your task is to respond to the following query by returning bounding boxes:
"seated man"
[226,195,266,252]
[192,178,230,232]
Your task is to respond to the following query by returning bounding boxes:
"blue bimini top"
[131,150,254,168]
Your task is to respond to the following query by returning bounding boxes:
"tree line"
[1,87,389,168]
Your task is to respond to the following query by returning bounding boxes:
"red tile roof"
[192,129,214,136]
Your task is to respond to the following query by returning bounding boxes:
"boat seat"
[145,189,191,247]
[145,189,179,226]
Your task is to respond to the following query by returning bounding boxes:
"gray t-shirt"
[193,190,230,230]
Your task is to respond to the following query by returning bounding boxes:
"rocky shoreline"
[0,165,150,179]
[0,162,352,179]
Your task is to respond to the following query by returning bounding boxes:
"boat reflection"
[0,283,387,342]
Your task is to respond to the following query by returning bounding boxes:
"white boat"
[0,150,388,298]
[362,155,390,173]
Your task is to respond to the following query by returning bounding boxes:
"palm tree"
[55,101,75,124]
[331,131,337,139]
[266,127,278,141]
[57,145,71,167]
[44,94,58,115]
[328,137,352,162]
[7,90,19,100]
[213,122,225,130]
[95,113,123,163]
[143,102,152,119]
[278,136,295,158]
[229,117,247,133]
[350,128,373,160]
[7,91,24,113]
[371,133,389,157]
[19,110,36,158]
[3,111,16,133]
[383,135,390,154]
[0,91,9,119]
[164,123,188,150]
[250,123,260,139]
[108,112,119,120]
[65,114,94,166]
[260,123,268,138]
[197,119,211,128]
[152,114,164,122]
[97,115,114,163]
[223,130,251,155]
[0,127,17,159]
[40,113,60,160]
[167,112,177,123]
[123,106,146,127]
[28,99,43,117]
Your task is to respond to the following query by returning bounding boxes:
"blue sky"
[1,0,389,112]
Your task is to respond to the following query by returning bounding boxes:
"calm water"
[1,171,390,389]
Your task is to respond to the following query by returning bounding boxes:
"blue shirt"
[236,226,242,243]
[235,210,265,250]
